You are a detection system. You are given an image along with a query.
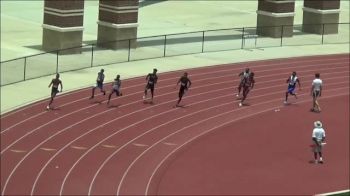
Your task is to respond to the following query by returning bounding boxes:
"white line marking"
[29,77,347,195]
[315,189,350,196]
[2,63,348,155]
[133,143,148,147]
[2,59,346,133]
[0,61,346,194]
[1,55,347,118]
[1,62,346,139]
[144,93,349,195]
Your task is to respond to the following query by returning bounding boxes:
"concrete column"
[97,0,139,49]
[302,0,340,34]
[42,0,84,54]
[256,0,295,38]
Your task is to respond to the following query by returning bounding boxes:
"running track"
[1,54,349,195]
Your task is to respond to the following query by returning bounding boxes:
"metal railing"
[1,22,349,86]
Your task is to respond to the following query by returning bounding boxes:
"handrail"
[1,22,349,86]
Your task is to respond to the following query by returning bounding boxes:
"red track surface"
[1,54,349,195]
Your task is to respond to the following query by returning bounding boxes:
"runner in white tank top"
[311,73,323,112]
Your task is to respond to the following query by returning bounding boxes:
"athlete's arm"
[60,80,63,92]
[146,74,150,81]
[154,75,158,84]
[297,78,301,90]
[310,84,314,96]
[319,85,322,97]
[175,78,181,89]
[188,78,192,88]
[48,79,53,88]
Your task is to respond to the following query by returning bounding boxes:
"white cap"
[314,121,323,128]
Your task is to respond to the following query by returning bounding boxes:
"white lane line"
[2,63,348,155]
[40,148,57,152]
[163,142,177,146]
[2,60,348,145]
[132,143,149,147]
[9,149,27,153]
[2,74,348,194]
[1,71,249,152]
[144,92,350,195]
[70,146,88,150]
[81,80,350,195]
[315,189,350,196]
[101,144,117,149]
[2,58,347,133]
[28,74,348,195]
[1,55,347,119]
[116,88,349,195]
[92,83,349,195]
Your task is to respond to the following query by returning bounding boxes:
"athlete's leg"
[48,91,57,109]
[107,90,114,105]
[150,86,155,101]
[237,83,242,97]
[100,86,106,95]
[240,87,249,106]
[90,86,96,99]
[177,89,184,106]
[143,85,149,99]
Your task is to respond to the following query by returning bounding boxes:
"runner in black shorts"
[175,72,192,107]
[239,72,255,107]
[90,69,106,99]
[107,75,123,105]
[143,68,158,102]
[47,73,63,110]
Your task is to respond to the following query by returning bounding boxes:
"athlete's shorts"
[146,83,155,91]
[179,86,188,97]
[287,85,296,94]
[313,90,320,98]
[51,87,59,96]
[96,81,103,89]
[113,88,121,96]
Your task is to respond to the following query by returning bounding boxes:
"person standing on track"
[239,72,255,107]
[175,72,192,107]
[107,75,123,105]
[284,71,301,104]
[90,69,106,99]
[312,121,326,164]
[237,68,251,98]
[311,73,323,112]
[47,73,63,110]
[143,68,158,103]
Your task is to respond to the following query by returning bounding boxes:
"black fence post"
[241,27,245,49]
[91,45,94,67]
[201,31,205,53]
[321,23,325,44]
[56,51,59,73]
[128,39,131,62]
[163,35,167,57]
[280,25,284,46]
[24,57,27,81]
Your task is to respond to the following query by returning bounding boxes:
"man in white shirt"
[312,121,326,164]
[311,73,323,112]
